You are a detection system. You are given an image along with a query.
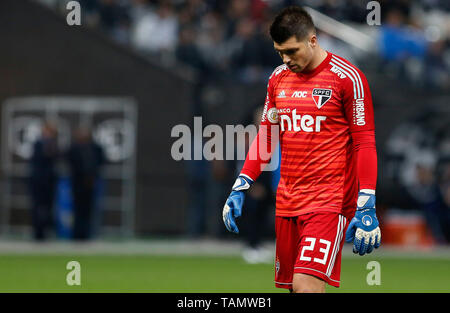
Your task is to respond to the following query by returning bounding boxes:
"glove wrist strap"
[359,189,375,195]
[357,190,376,211]
[232,175,253,191]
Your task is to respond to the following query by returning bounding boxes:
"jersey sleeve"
[341,68,378,191]
[260,73,278,127]
[341,68,375,132]
[352,130,377,190]
[240,70,280,180]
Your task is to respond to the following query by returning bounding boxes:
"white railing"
[305,6,376,52]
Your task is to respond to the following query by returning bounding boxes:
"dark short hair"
[270,6,315,44]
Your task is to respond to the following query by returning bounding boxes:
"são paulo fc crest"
[312,88,332,109]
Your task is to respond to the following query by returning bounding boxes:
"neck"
[304,46,327,72]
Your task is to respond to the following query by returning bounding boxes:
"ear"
[308,33,317,48]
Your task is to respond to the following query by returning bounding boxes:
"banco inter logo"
[312,88,332,109]
[278,108,327,132]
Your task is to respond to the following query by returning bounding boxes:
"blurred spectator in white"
[131,0,178,54]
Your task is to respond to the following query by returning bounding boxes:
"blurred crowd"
[29,122,105,241]
[34,0,450,248]
[39,0,450,88]
[377,0,450,91]
[384,113,450,244]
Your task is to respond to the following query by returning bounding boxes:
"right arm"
[240,75,279,181]
[222,70,280,233]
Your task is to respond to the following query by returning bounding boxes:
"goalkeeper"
[222,6,380,293]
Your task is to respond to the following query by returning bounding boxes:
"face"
[274,35,316,73]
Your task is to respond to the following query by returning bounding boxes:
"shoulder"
[267,64,289,86]
[270,64,289,78]
[327,53,368,97]
[327,53,366,77]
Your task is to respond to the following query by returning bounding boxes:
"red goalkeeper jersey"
[241,52,377,218]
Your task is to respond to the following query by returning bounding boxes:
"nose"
[282,54,291,65]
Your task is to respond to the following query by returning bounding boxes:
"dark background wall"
[0,0,194,235]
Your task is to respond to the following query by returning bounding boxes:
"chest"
[273,74,345,133]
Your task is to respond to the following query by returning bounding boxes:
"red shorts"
[274,212,348,289]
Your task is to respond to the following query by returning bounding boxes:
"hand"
[345,190,381,255]
[222,175,253,233]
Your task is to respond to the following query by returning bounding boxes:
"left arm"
[341,66,381,255]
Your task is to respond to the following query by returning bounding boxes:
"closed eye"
[276,48,298,56]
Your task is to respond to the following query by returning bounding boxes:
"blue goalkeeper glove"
[345,190,381,256]
[222,175,254,234]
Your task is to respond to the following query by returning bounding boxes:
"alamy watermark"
[66,1,81,26]
[170,117,280,171]
[66,260,81,286]
[65,1,381,27]
[366,261,381,286]
[366,1,381,26]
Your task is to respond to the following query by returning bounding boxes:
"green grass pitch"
[0,254,448,292]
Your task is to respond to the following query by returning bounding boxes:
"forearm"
[352,130,377,191]
[241,124,277,181]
